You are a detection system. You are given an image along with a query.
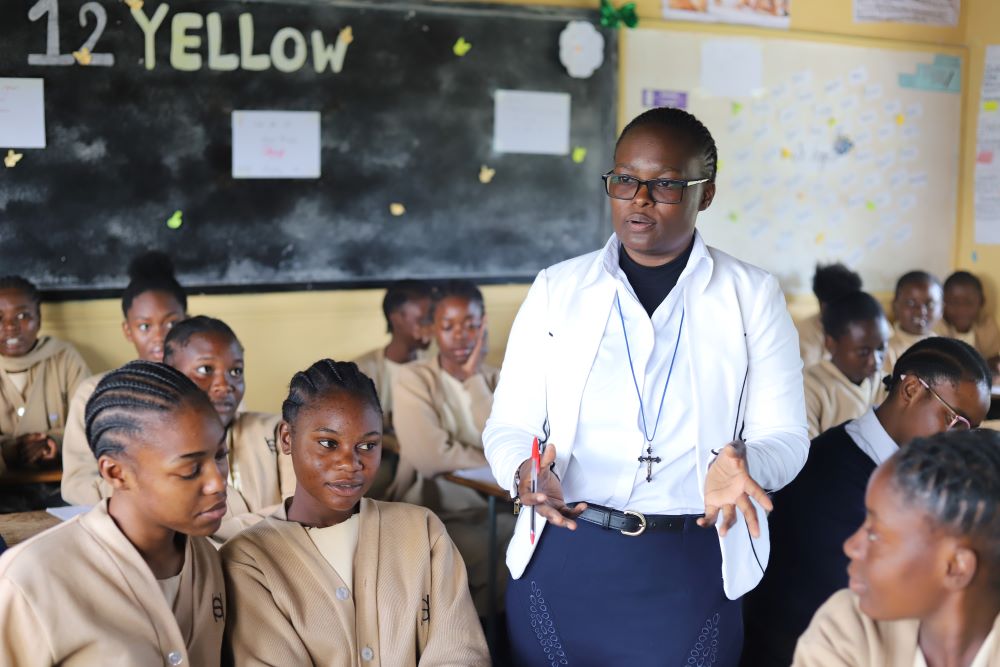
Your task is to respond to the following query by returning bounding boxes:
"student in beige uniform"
[353,279,432,499]
[62,252,188,505]
[797,263,863,368]
[393,280,514,616]
[0,361,229,667]
[794,430,1000,667]
[804,291,890,438]
[885,271,942,374]
[221,359,489,667]
[164,316,295,543]
[935,271,1000,374]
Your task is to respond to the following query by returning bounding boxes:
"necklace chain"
[616,292,684,451]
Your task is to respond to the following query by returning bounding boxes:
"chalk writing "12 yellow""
[26,0,354,74]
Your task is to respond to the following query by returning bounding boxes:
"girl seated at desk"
[221,359,488,666]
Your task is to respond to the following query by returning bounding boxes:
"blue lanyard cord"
[616,292,685,444]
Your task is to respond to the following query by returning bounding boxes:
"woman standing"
[484,107,808,665]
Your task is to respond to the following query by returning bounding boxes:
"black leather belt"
[575,503,694,537]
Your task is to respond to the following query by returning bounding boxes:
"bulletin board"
[622,27,964,293]
[0,0,617,293]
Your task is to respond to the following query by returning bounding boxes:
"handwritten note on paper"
[976,46,1000,244]
[854,0,960,27]
[493,90,571,156]
[232,111,321,179]
[0,78,46,148]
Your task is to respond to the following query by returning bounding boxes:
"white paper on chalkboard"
[232,111,321,179]
[853,0,959,26]
[0,78,46,149]
[493,90,571,156]
[701,40,763,98]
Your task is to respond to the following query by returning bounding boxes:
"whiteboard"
[623,29,963,293]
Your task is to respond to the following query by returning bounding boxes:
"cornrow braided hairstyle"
[883,337,991,394]
[0,276,41,307]
[617,107,719,182]
[121,251,187,317]
[282,359,383,427]
[889,429,1000,588]
[383,279,433,334]
[429,279,484,321]
[163,315,240,364]
[85,360,209,460]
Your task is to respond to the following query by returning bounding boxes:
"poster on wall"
[662,1,790,30]
[854,0,960,27]
[975,46,1000,245]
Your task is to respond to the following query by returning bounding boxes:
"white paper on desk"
[232,111,321,179]
[700,40,763,98]
[46,505,91,521]
[853,0,959,26]
[452,466,501,487]
[0,78,46,148]
[493,90,571,156]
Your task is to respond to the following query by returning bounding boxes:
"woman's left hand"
[697,440,773,538]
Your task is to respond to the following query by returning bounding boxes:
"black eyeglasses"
[602,171,711,205]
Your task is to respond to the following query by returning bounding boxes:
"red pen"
[530,437,540,544]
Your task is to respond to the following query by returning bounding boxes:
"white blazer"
[483,232,809,599]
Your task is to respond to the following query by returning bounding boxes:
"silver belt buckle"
[620,510,647,537]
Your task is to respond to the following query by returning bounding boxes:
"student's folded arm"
[221,550,311,667]
[393,367,488,477]
[483,270,550,496]
[0,578,56,667]
[741,274,810,492]
[420,514,491,667]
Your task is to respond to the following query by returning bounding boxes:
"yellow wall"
[39,0,982,412]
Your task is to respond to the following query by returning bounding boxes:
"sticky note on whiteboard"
[493,90,571,156]
[232,111,321,179]
[0,78,46,148]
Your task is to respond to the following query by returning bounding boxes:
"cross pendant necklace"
[616,293,685,484]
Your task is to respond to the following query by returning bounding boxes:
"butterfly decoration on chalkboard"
[599,0,639,29]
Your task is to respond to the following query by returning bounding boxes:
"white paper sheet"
[853,0,959,26]
[232,111,321,179]
[493,90,571,156]
[0,78,46,148]
[700,40,763,98]
[976,46,1000,244]
[46,505,92,521]
[983,46,1000,102]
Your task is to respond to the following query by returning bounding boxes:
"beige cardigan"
[221,498,489,667]
[804,360,882,438]
[0,336,90,473]
[884,324,935,375]
[353,346,401,454]
[935,315,1000,361]
[794,589,1000,666]
[0,500,226,666]
[797,313,827,368]
[60,372,112,504]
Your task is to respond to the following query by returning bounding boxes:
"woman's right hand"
[516,444,586,530]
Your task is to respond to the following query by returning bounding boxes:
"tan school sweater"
[884,324,935,375]
[797,313,828,368]
[60,372,111,504]
[0,336,90,473]
[220,497,490,667]
[0,500,226,666]
[794,589,1000,667]
[804,360,882,438]
[935,315,1000,361]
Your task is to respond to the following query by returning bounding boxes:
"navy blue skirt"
[507,514,742,667]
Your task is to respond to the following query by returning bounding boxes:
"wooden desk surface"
[443,473,509,500]
[0,510,60,546]
[0,469,62,485]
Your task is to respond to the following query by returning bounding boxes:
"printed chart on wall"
[623,29,962,293]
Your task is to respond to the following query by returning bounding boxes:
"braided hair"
[282,359,382,426]
[813,263,863,306]
[429,279,484,321]
[163,316,240,364]
[883,337,991,394]
[0,276,41,308]
[121,251,187,318]
[382,279,432,334]
[617,107,719,182]
[889,429,1000,587]
[85,360,209,459]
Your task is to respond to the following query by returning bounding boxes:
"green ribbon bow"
[600,0,639,28]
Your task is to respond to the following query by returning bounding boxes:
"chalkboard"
[0,0,617,293]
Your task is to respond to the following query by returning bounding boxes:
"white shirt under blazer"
[484,232,809,599]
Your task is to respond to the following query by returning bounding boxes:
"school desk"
[0,510,60,546]
[444,469,509,659]
[0,469,63,485]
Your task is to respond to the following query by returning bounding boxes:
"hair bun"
[127,251,177,283]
